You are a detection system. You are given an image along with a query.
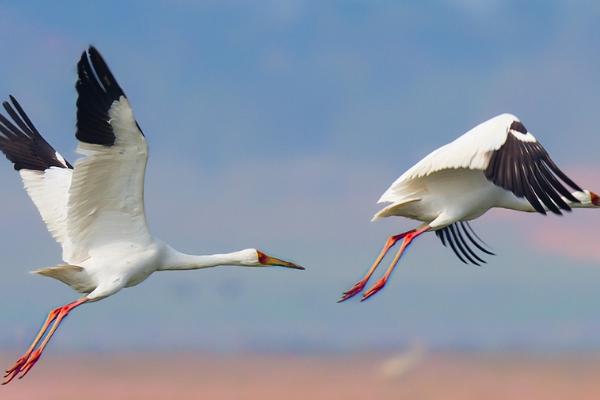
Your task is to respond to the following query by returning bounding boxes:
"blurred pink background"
[4,351,600,400]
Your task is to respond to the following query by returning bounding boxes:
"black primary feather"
[485,129,581,214]
[0,96,72,171]
[436,222,495,265]
[75,46,143,147]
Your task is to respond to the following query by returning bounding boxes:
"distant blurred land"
[3,352,600,399]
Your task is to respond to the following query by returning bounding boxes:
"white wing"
[378,113,519,203]
[64,47,152,264]
[378,113,583,216]
[0,96,74,252]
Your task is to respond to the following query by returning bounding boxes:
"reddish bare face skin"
[591,191,600,206]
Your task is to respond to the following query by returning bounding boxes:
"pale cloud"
[379,340,425,380]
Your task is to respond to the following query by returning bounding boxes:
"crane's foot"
[3,356,28,385]
[4,355,28,377]
[361,277,387,301]
[3,349,43,384]
[2,297,87,385]
[16,349,42,379]
[338,279,369,302]
[3,340,47,385]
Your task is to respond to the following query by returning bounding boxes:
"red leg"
[3,307,62,382]
[361,226,430,301]
[338,230,415,303]
[3,298,87,384]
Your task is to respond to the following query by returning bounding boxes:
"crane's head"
[571,190,600,208]
[240,249,304,269]
[592,191,600,207]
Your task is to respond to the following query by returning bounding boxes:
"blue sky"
[0,1,599,353]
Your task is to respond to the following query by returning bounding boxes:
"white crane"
[0,46,304,384]
[339,114,600,303]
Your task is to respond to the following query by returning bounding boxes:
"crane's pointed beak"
[592,191,600,206]
[257,250,305,270]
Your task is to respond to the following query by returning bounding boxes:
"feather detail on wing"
[484,128,582,215]
[65,47,151,264]
[0,96,73,252]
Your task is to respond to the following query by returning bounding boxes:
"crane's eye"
[510,121,527,134]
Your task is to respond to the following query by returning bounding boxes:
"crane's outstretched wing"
[379,114,582,215]
[484,121,581,215]
[65,46,152,264]
[435,222,495,266]
[0,96,74,253]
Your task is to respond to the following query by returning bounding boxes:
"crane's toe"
[17,349,42,379]
[338,279,369,302]
[2,354,29,384]
[361,278,387,301]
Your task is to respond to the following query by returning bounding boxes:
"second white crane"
[339,113,599,303]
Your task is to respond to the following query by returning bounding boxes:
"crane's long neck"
[160,247,256,271]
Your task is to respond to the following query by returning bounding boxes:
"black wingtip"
[486,134,583,214]
[87,46,103,63]
[0,96,71,171]
[75,45,125,147]
[86,46,125,99]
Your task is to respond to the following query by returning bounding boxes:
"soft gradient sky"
[0,0,599,353]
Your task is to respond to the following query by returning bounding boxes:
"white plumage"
[0,46,303,384]
[340,113,600,303]
[20,166,72,247]
[382,114,517,189]
[65,97,151,265]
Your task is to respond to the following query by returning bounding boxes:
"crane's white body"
[374,169,526,225]
[44,240,260,298]
[373,113,595,228]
